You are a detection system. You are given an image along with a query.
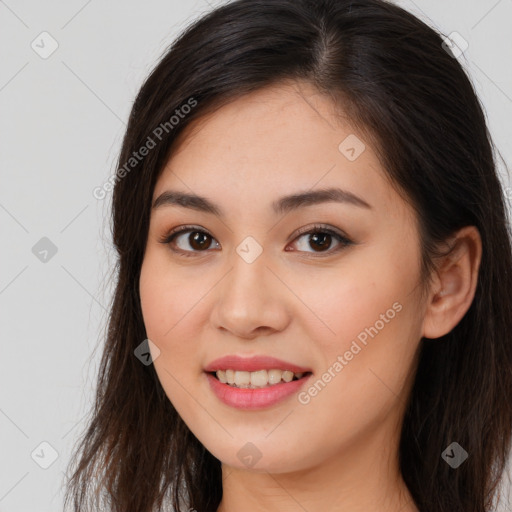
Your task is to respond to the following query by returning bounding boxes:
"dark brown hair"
[64,1,512,511]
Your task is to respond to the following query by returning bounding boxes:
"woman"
[64,0,512,511]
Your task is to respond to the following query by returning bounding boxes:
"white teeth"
[236,371,251,388]
[250,369,268,387]
[282,370,294,382]
[214,368,307,388]
[268,369,282,385]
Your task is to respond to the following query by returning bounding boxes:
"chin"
[202,437,315,474]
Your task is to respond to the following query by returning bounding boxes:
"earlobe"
[422,226,482,340]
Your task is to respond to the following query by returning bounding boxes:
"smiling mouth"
[208,369,313,389]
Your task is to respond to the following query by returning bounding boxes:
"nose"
[210,248,291,339]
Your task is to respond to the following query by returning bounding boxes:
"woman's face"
[139,81,427,474]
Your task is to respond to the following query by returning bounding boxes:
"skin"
[139,80,481,512]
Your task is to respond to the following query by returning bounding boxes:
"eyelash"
[158,223,354,258]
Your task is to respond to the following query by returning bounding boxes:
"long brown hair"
[64,1,512,510]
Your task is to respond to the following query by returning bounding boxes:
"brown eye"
[160,224,353,258]
[159,226,220,257]
[306,232,333,252]
[186,231,214,251]
[290,226,353,255]
[172,230,218,252]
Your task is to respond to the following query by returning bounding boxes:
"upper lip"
[204,355,312,373]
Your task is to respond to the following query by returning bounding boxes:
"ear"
[422,226,482,339]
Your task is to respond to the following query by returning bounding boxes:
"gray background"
[1,0,511,510]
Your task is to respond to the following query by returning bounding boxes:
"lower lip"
[205,372,312,410]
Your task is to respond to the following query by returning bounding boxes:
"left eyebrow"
[152,186,372,218]
[272,187,372,215]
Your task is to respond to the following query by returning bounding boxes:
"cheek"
[139,255,205,386]
[140,253,199,340]
[300,239,421,391]
[139,256,206,417]
[303,258,412,348]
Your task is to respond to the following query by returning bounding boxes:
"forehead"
[153,81,404,221]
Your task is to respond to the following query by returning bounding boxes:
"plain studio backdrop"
[1,0,511,510]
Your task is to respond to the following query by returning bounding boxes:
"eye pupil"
[190,232,211,250]
[310,233,331,252]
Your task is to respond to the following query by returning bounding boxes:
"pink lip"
[204,355,311,373]
[204,355,313,410]
[205,372,312,410]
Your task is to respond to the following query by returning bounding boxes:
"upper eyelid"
[165,224,348,241]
